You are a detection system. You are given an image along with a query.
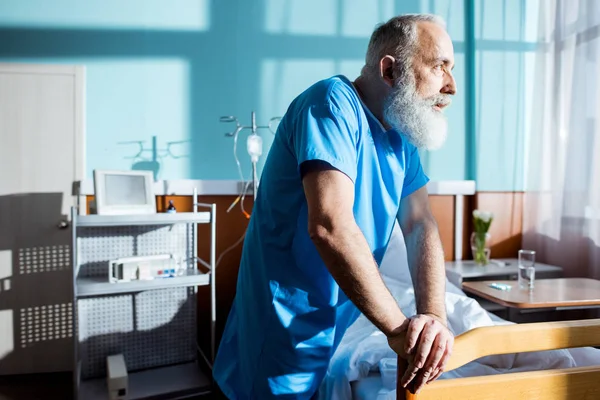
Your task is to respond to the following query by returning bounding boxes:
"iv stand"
[220,111,281,201]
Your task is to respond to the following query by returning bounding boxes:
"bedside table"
[445,259,564,319]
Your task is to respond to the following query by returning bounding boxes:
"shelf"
[76,212,211,227]
[78,362,211,400]
[76,270,210,297]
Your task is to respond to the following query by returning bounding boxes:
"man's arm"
[394,186,453,393]
[398,186,447,322]
[301,161,407,337]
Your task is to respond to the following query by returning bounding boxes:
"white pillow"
[379,222,412,285]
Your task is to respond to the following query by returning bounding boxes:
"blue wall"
[474,0,539,191]
[0,0,537,191]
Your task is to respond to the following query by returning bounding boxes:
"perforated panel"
[78,288,196,379]
[77,224,193,278]
[19,303,73,348]
[19,245,71,274]
[75,223,198,380]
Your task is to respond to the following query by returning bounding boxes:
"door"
[0,63,85,374]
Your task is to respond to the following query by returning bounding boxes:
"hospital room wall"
[0,0,537,211]
[473,0,539,192]
[0,0,468,183]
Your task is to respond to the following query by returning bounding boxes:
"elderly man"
[214,13,456,399]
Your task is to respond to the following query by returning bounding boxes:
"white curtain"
[523,0,600,277]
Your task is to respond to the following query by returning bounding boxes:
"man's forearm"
[404,219,447,323]
[310,222,406,336]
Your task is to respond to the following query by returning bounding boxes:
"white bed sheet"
[318,224,600,400]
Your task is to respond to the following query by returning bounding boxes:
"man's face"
[412,22,456,105]
[383,22,456,150]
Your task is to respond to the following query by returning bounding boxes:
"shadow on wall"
[0,193,73,375]
[523,219,600,279]
[0,0,431,180]
[118,136,191,180]
[77,294,197,379]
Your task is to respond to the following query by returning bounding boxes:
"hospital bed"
[320,222,600,400]
[342,285,600,400]
[395,319,600,399]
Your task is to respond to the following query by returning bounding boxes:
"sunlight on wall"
[85,59,191,180]
[475,0,539,191]
[0,0,210,31]
[474,0,541,44]
[476,51,526,191]
[0,310,13,360]
[264,0,409,37]
[264,0,464,38]
[258,58,364,120]
[423,52,467,181]
[522,52,536,191]
[0,250,11,281]
[258,59,338,174]
[259,59,335,116]
[340,0,395,37]
[418,0,466,181]
[0,250,11,294]
[337,60,364,79]
[524,0,540,42]
[136,293,187,331]
[264,0,338,36]
[475,0,540,41]
[420,0,465,41]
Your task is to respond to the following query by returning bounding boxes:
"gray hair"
[363,14,446,80]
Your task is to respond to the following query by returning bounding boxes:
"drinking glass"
[518,250,536,290]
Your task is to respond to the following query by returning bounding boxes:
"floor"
[0,372,217,400]
[0,372,71,400]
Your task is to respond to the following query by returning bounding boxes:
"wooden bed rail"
[397,319,600,400]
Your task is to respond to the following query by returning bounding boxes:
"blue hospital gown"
[213,75,429,399]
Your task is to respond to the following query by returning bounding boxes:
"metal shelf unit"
[70,203,216,400]
[76,212,211,227]
[76,269,211,298]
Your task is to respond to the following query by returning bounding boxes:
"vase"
[471,232,491,266]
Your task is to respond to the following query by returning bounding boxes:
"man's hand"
[387,314,454,394]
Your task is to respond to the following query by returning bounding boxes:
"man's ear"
[379,55,396,88]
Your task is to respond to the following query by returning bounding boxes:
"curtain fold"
[523,0,600,277]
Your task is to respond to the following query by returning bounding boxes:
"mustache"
[426,94,452,107]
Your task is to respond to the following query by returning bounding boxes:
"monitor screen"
[104,174,148,206]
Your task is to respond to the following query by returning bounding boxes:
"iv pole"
[220,111,281,201]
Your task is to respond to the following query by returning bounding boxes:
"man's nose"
[442,72,457,95]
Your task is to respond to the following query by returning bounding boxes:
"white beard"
[383,76,450,150]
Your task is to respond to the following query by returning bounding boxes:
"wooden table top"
[461,278,600,309]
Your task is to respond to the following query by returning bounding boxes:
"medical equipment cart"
[69,201,216,399]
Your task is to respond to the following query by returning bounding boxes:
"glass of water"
[518,250,536,290]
